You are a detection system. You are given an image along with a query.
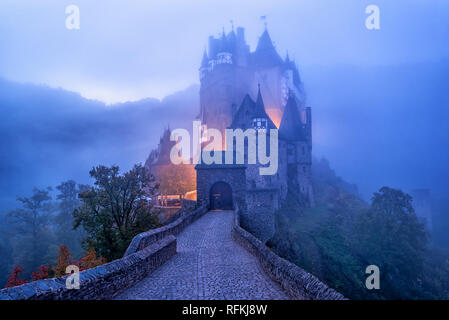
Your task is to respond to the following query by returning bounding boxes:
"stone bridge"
[0,205,345,300]
[116,210,288,299]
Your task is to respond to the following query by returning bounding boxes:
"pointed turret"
[254,84,268,118]
[155,127,177,165]
[219,28,228,52]
[229,87,276,130]
[279,93,305,141]
[227,29,237,52]
[253,29,283,67]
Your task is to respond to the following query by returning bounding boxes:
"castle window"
[253,118,267,130]
[303,166,306,173]
[216,52,233,65]
[302,146,305,155]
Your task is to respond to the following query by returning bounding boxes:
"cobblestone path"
[116,210,289,300]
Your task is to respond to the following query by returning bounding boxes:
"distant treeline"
[268,158,449,300]
[0,164,161,288]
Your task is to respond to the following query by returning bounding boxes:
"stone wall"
[242,188,278,243]
[0,236,176,300]
[181,198,197,211]
[233,208,346,300]
[196,164,247,211]
[0,204,208,300]
[124,204,208,256]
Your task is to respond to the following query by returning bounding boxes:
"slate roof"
[279,94,306,141]
[253,29,284,67]
[229,87,276,130]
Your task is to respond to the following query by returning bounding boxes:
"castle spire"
[279,93,305,141]
[260,15,267,30]
[219,27,228,52]
[254,28,283,67]
[254,84,268,118]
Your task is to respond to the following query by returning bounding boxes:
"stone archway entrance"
[209,181,233,210]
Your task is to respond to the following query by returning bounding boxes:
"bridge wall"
[0,205,208,300]
[233,209,347,300]
[124,204,208,256]
[0,236,176,300]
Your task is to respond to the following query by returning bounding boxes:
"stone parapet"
[233,209,347,300]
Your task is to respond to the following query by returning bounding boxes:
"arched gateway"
[209,181,233,210]
[195,151,247,211]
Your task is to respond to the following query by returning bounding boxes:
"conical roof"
[279,94,305,141]
[253,29,283,67]
[229,89,276,130]
[219,28,229,52]
[254,84,269,118]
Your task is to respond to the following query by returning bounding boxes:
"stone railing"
[0,236,176,300]
[233,208,347,300]
[181,198,197,211]
[0,204,208,300]
[124,204,208,256]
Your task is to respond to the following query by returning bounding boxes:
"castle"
[147,26,314,242]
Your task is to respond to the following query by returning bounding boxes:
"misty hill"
[1,59,449,214]
[302,60,449,199]
[0,78,199,212]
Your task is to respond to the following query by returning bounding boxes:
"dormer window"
[253,117,267,130]
[216,52,232,65]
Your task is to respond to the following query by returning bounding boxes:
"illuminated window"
[253,118,267,130]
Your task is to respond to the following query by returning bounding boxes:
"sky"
[0,0,448,103]
[0,0,448,209]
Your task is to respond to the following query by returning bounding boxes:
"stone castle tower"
[198,26,313,206]
[199,26,306,132]
[196,26,314,241]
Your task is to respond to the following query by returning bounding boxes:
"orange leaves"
[5,266,28,288]
[54,245,75,277]
[79,248,107,271]
[4,245,107,288]
[31,265,51,281]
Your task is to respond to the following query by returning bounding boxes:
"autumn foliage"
[31,265,51,281]
[79,248,107,271]
[54,245,76,277]
[5,245,106,288]
[5,266,28,288]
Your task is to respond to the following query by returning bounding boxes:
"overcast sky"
[0,0,448,103]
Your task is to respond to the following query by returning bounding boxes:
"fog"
[0,0,448,210]
[0,0,448,102]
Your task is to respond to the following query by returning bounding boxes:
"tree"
[5,266,28,288]
[54,245,75,277]
[73,164,160,261]
[31,265,51,281]
[79,248,106,271]
[155,163,196,196]
[7,187,54,273]
[0,214,13,287]
[54,180,89,258]
[353,186,429,299]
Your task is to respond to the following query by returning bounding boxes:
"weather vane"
[260,15,267,29]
